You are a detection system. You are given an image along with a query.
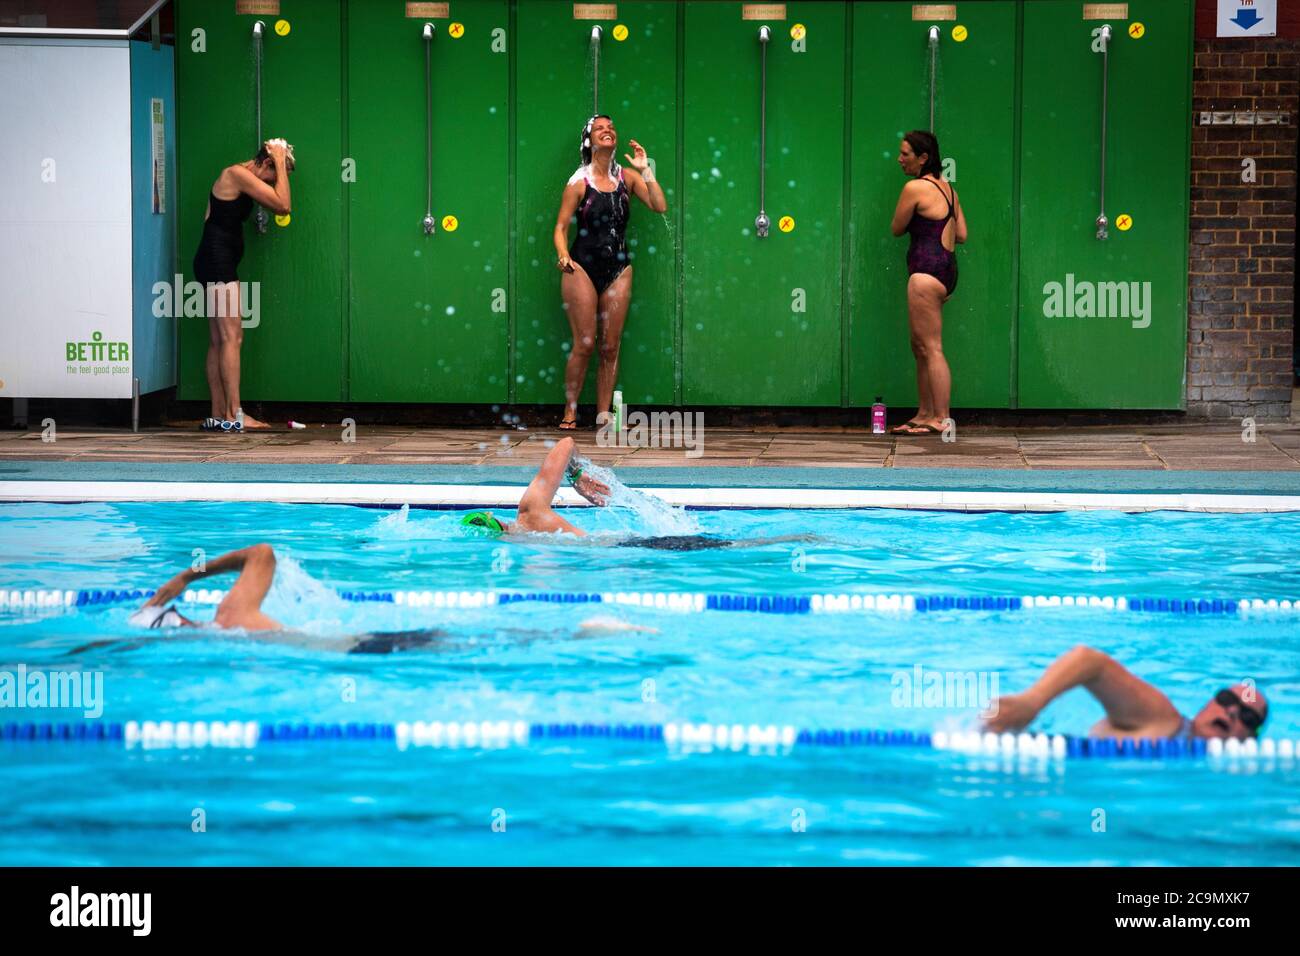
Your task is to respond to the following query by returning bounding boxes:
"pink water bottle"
[871,397,887,435]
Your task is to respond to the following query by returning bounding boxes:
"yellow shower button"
[448,22,465,39]
[275,214,291,227]
[778,215,795,233]
[441,214,459,232]
[790,23,806,40]
[274,19,290,37]
[1115,214,1133,231]
[612,24,628,41]
[1128,22,1145,40]
[952,25,968,42]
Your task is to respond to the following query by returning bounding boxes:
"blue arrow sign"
[1231,9,1262,30]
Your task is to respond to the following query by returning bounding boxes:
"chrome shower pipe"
[253,21,267,234]
[1096,24,1112,240]
[423,22,436,235]
[755,25,771,239]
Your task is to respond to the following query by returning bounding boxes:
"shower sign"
[405,2,449,17]
[1082,4,1128,20]
[573,4,616,19]
[911,6,956,21]
[235,0,279,14]
[742,4,786,20]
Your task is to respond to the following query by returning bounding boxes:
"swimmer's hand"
[573,471,610,506]
[981,692,1040,734]
[146,569,193,608]
[578,616,658,635]
[623,139,649,172]
[266,141,288,165]
[557,254,575,274]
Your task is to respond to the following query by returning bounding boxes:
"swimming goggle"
[1215,688,1265,733]
[128,604,186,629]
[460,511,505,537]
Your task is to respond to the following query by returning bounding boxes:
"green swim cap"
[460,511,505,537]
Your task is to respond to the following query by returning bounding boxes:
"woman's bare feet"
[238,414,273,430]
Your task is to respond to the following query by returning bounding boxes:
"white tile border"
[2,480,1300,512]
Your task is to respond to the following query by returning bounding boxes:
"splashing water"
[259,552,350,635]
[578,459,699,536]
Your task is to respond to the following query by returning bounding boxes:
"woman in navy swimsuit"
[889,131,967,436]
[553,115,667,429]
[192,140,293,431]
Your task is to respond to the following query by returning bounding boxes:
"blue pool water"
[1,500,1299,865]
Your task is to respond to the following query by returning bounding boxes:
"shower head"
[252,20,264,38]
[592,25,602,41]
[758,25,771,43]
[423,22,434,40]
[1099,24,1112,47]
[928,26,940,42]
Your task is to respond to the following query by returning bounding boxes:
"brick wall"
[1188,8,1298,419]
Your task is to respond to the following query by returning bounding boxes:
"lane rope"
[0,719,1294,761]
[3,588,1298,616]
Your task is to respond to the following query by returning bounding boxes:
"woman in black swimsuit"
[192,140,293,431]
[888,131,967,437]
[553,115,667,429]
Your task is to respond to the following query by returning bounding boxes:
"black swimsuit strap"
[921,178,954,220]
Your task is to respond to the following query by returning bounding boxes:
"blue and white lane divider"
[1,720,1297,762]
[4,587,1300,616]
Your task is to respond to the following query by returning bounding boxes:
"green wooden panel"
[1017,0,1191,408]
[513,1,678,406]
[347,0,509,402]
[848,1,1017,409]
[176,0,344,401]
[681,1,845,407]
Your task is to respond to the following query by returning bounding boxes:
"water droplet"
[445,306,455,315]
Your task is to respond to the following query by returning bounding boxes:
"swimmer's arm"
[209,544,281,631]
[889,181,919,236]
[147,544,279,630]
[986,645,1178,733]
[553,181,584,265]
[517,437,585,535]
[624,167,666,214]
[228,163,290,216]
[953,191,967,244]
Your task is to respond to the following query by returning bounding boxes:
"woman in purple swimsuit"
[889,131,967,436]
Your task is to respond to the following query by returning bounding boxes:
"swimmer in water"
[984,645,1268,741]
[129,543,282,632]
[460,436,768,550]
[108,538,655,655]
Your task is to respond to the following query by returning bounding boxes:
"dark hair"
[903,130,942,178]
[253,145,295,172]
[581,114,613,165]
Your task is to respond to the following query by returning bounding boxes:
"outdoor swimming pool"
[1,500,1298,865]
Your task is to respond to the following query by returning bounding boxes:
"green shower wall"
[849,1,1017,408]
[176,0,344,401]
[173,0,1194,411]
[1018,0,1192,407]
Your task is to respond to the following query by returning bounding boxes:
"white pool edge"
[2,480,1300,512]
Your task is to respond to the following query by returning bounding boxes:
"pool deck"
[5,422,1300,507]
[2,421,1299,471]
